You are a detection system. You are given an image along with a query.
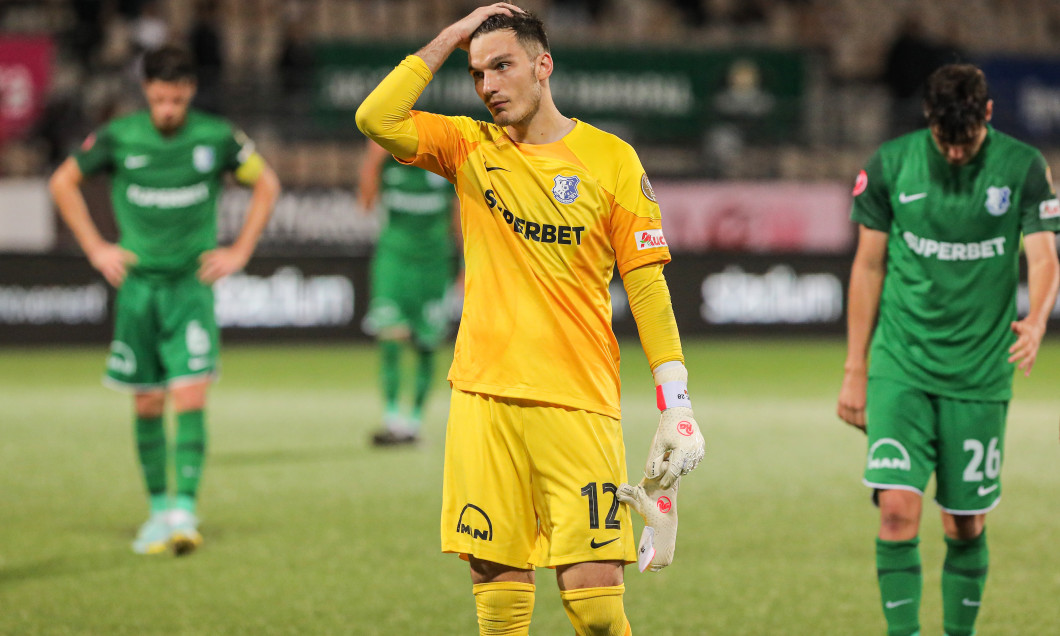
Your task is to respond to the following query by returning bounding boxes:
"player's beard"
[491,78,542,129]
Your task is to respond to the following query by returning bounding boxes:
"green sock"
[877,537,922,636]
[410,347,435,431]
[380,340,402,416]
[135,415,167,512]
[942,530,988,636]
[174,410,206,513]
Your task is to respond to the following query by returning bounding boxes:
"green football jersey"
[75,109,254,277]
[852,126,1060,400]
[377,159,454,260]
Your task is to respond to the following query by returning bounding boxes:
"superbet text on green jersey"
[852,127,1060,400]
[75,110,256,277]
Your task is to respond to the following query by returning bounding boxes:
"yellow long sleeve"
[623,263,684,370]
[354,55,433,160]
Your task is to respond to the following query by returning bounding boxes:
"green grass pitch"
[2,338,1058,634]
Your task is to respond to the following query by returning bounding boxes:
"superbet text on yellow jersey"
[401,113,670,418]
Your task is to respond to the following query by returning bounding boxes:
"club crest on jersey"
[193,145,215,173]
[552,175,580,204]
[985,186,1011,216]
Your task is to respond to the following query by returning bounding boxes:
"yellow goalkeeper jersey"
[401,112,671,418]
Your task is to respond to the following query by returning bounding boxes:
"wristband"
[655,381,691,411]
[653,361,691,411]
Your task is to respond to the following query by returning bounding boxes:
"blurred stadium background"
[2,1,1060,634]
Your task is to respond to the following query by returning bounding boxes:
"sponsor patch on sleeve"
[1040,198,1060,219]
[81,133,96,151]
[635,229,667,250]
[852,170,868,196]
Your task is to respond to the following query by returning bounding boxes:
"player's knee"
[473,581,535,636]
[560,585,629,636]
[943,513,985,541]
[134,391,165,417]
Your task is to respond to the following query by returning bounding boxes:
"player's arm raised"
[354,3,521,161]
[50,157,136,287]
[1008,231,1060,376]
[838,225,888,430]
[198,153,280,284]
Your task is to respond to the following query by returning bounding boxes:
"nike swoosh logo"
[962,598,981,607]
[885,599,914,609]
[125,155,149,169]
[977,484,999,496]
[485,165,510,172]
[898,192,927,203]
[590,537,619,549]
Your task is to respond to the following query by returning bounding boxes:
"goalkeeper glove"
[646,361,704,489]
[617,476,679,572]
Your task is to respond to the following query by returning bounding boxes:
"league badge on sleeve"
[641,173,657,202]
[552,175,580,204]
[852,170,868,196]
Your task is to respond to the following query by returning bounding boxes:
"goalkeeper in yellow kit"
[356,4,704,634]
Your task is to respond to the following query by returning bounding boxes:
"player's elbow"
[48,163,77,198]
[354,102,382,141]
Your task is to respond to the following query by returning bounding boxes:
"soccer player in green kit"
[358,140,458,446]
[49,46,280,555]
[838,64,1060,636]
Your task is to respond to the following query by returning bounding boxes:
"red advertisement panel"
[654,181,855,253]
[0,36,53,142]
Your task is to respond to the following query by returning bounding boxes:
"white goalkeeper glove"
[617,476,679,572]
[646,361,705,489]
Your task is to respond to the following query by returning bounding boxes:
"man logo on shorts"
[107,341,137,376]
[866,438,912,471]
[456,503,493,541]
[186,320,211,356]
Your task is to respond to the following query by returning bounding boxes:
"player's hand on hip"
[618,477,679,572]
[197,247,249,284]
[88,242,137,287]
[836,367,868,431]
[646,407,704,489]
[1008,318,1045,377]
[447,3,523,50]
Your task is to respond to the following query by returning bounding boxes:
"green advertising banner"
[313,42,804,143]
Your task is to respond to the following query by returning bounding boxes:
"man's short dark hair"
[142,46,197,82]
[923,64,990,144]
[471,9,550,56]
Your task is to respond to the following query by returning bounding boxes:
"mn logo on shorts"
[186,320,211,371]
[107,341,137,376]
[456,503,493,541]
[866,438,912,471]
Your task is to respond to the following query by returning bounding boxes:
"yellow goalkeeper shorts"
[441,389,637,569]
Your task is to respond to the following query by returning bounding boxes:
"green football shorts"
[864,376,1008,514]
[364,249,453,349]
[104,271,219,391]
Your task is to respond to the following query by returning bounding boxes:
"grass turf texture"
[2,338,1058,635]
